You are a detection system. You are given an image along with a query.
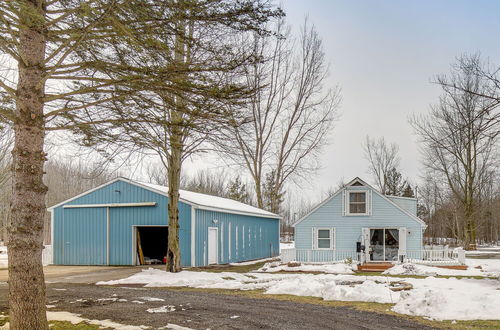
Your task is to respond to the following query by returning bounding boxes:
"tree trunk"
[255,178,263,209]
[7,0,48,328]
[166,120,183,273]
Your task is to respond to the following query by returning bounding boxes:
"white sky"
[187,0,500,205]
[57,1,500,206]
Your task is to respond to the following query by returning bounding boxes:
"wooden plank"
[137,229,145,265]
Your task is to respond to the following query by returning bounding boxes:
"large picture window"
[316,228,334,249]
[348,191,368,215]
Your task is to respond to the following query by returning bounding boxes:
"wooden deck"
[357,262,394,272]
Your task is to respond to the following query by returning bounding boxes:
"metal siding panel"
[61,208,107,265]
[194,209,279,266]
[295,187,423,253]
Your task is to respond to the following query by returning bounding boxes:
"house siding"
[387,196,417,216]
[295,186,423,254]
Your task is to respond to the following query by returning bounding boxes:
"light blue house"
[48,177,280,267]
[292,177,426,264]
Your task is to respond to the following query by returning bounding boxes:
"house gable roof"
[47,177,280,219]
[292,177,426,227]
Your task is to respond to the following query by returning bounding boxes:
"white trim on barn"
[63,202,157,208]
[191,206,196,267]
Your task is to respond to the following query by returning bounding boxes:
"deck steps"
[357,263,394,272]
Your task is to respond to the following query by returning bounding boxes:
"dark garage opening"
[136,226,168,265]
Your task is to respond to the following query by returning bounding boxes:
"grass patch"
[0,318,108,329]
[159,286,500,329]
[49,320,105,329]
[188,261,268,273]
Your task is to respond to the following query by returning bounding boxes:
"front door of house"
[369,228,400,262]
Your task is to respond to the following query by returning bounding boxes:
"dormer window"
[345,190,370,216]
[350,192,366,213]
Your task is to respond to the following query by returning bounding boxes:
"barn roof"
[48,177,280,219]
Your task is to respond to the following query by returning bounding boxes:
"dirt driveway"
[0,282,436,330]
[0,265,155,283]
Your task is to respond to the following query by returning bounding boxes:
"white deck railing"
[281,249,360,264]
[404,248,465,265]
[281,247,466,265]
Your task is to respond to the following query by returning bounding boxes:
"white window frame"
[346,190,370,216]
[315,228,335,250]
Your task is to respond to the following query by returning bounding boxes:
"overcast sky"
[180,1,500,203]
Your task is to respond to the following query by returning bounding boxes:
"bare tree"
[438,54,500,132]
[411,56,499,249]
[363,136,401,194]
[219,18,340,213]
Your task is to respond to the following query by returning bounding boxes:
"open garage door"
[135,226,168,265]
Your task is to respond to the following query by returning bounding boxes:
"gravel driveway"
[0,282,435,329]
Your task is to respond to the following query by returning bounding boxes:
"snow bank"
[258,261,355,274]
[265,277,398,303]
[98,269,397,303]
[384,261,500,277]
[99,267,500,321]
[97,269,254,288]
[465,258,500,275]
[394,277,500,320]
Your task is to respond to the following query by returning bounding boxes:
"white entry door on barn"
[208,227,218,265]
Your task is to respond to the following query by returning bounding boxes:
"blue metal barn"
[48,178,280,267]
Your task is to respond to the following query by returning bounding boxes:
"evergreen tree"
[263,170,284,214]
[226,176,249,204]
[402,183,415,198]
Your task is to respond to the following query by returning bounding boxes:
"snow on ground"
[98,267,500,320]
[280,242,294,250]
[465,258,500,274]
[257,261,355,274]
[147,305,176,313]
[394,277,500,320]
[384,258,500,277]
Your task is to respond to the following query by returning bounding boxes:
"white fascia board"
[47,177,123,210]
[385,195,417,201]
[63,202,156,208]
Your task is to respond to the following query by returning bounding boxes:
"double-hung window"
[316,228,334,249]
[347,191,368,215]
